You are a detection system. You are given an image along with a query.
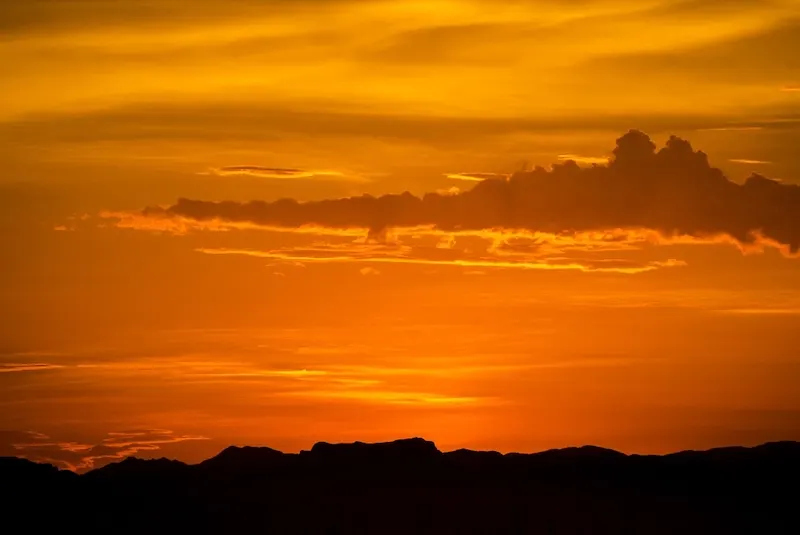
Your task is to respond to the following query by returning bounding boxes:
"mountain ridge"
[3,437,798,476]
[4,438,799,534]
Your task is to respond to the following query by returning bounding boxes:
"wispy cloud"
[698,126,763,132]
[3,429,207,472]
[190,368,328,379]
[729,159,771,165]
[444,172,509,182]
[714,308,800,315]
[101,210,368,237]
[557,154,609,165]
[195,245,686,275]
[359,266,381,276]
[276,389,486,406]
[206,166,360,181]
[0,363,64,373]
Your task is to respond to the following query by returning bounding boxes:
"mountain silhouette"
[3,438,798,534]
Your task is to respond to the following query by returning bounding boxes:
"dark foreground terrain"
[3,438,799,534]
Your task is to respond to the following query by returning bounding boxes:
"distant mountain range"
[4,438,799,534]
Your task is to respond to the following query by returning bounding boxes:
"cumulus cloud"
[130,131,800,257]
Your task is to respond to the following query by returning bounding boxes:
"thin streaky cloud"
[729,159,771,165]
[715,308,800,315]
[444,173,509,182]
[188,369,328,379]
[195,247,687,275]
[274,389,487,407]
[557,154,609,165]
[0,363,64,373]
[206,166,362,181]
[103,211,369,237]
[698,126,764,132]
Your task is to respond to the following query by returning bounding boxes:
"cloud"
[275,389,485,406]
[5,100,799,153]
[360,267,381,276]
[729,159,771,165]
[101,210,368,237]
[207,166,354,181]
[0,363,64,373]
[124,131,800,257]
[0,0,350,36]
[192,368,328,379]
[781,85,800,92]
[445,172,509,182]
[436,186,462,196]
[0,429,207,472]
[195,244,686,275]
[714,308,800,315]
[698,126,765,132]
[557,154,610,165]
[582,19,800,86]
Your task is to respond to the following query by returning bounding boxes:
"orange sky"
[1,0,799,472]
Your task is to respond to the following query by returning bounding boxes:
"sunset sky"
[1,0,799,472]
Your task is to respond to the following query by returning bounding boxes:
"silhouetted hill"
[0,455,78,486]
[3,439,799,534]
[86,456,191,481]
[199,444,284,471]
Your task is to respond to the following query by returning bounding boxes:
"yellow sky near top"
[1,0,797,121]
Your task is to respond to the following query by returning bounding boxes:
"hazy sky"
[1,0,799,472]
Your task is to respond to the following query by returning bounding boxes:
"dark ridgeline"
[3,438,799,534]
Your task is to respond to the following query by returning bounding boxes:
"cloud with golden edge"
[100,131,800,258]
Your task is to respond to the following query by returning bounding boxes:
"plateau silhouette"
[4,438,798,534]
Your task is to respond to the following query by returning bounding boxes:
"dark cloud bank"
[147,131,799,254]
